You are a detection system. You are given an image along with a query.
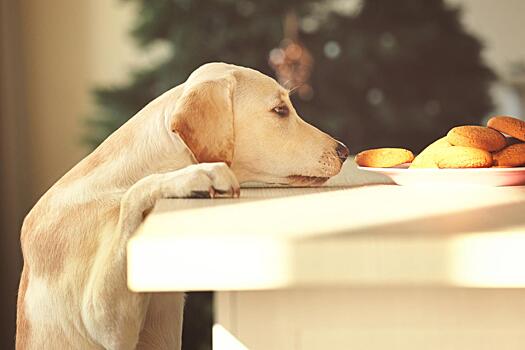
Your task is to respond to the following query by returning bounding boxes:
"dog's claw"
[233,187,241,198]
[209,186,217,198]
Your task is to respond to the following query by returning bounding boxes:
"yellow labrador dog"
[16,62,349,349]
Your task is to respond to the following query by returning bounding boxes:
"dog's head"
[171,62,348,185]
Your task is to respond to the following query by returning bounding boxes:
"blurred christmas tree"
[296,0,496,151]
[86,0,495,348]
[87,0,495,153]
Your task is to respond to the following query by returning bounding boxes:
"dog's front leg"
[82,162,240,350]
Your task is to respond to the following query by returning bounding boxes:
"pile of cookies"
[355,115,525,169]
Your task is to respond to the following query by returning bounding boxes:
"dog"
[16,62,349,349]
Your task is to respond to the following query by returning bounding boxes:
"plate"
[357,164,525,186]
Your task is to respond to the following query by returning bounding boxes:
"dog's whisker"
[287,84,303,97]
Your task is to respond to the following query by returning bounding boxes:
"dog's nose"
[335,142,349,163]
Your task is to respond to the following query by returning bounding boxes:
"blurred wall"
[448,0,525,78]
[18,0,152,203]
[1,0,24,347]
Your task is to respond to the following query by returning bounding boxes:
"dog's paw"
[163,162,240,199]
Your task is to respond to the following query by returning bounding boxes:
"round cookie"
[436,146,492,168]
[492,143,525,167]
[355,148,414,168]
[446,125,506,152]
[487,115,525,142]
[409,137,452,168]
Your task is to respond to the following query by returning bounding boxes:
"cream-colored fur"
[16,62,348,349]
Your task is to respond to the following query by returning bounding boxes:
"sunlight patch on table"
[449,232,525,287]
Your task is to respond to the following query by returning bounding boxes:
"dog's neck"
[55,85,196,201]
[103,110,196,189]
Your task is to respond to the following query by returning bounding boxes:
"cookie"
[487,116,525,142]
[436,146,493,168]
[409,137,452,168]
[492,143,525,167]
[446,125,506,152]
[355,148,414,168]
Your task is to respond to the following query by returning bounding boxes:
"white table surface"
[127,181,525,291]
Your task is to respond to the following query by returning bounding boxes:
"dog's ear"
[171,77,235,165]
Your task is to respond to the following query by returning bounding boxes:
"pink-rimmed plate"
[357,164,525,186]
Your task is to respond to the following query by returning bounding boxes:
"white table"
[128,179,525,349]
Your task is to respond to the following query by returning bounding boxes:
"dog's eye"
[272,105,289,117]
